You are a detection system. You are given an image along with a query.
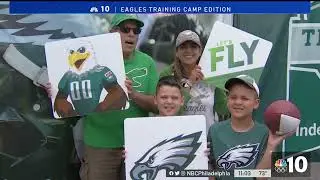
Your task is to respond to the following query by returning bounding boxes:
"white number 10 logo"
[287,156,308,173]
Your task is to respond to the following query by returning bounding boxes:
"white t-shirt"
[183,81,219,132]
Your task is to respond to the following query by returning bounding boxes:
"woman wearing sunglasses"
[160,30,230,132]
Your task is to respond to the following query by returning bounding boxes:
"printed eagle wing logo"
[130,131,202,180]
[217,143,259,170]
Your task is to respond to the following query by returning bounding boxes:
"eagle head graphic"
[67,40,97,74]
[216,143,259,170]
[130,131,202,180]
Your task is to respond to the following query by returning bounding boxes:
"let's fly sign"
[199,21,273,89]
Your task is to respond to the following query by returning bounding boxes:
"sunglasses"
[118,26,142,35]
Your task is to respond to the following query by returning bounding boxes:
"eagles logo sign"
[130,132,202,180]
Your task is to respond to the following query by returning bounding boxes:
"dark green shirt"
[208,119,269,180]
[58,65,117,115]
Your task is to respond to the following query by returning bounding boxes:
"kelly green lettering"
[209,46,224,72]
[302,29,315,46]
[227,44,244,68]
[240,39,259,65]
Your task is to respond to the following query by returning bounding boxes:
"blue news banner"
[10,1,310,14]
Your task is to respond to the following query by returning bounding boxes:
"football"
[264,100,301,135]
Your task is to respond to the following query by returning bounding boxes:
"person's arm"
[207,143,216,180]
[214,87,230,121]
[207,128,217,180]
[208,164,216,180]
[189,65,204,84]
[125,77,158,113]
[256,130,295,180]
[126,59,159,113]
[132,92,157,113]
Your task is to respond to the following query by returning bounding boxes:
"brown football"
[264,100,301,135]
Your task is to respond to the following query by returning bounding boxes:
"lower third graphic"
[167,170,231,177]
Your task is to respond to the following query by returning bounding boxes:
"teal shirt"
[208,119,268,180]
[58,65,117,115]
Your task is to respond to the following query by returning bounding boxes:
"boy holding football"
[208,75,294,180]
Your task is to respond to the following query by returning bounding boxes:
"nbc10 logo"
[271,152,311,177]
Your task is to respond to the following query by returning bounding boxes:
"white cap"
[176,30,201,48]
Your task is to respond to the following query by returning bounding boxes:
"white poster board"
[124,115,208,180]
[199,21,273,89]
[45,33,129,119]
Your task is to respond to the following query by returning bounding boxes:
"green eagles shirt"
[208,120,268,180]
[84,50,159,148]
[58,65,117,116]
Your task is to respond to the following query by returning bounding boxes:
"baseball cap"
[110,14,144,28]
[225,75,260,97]
[175,30,201,48]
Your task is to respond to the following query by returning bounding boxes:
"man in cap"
[81,14,158,180]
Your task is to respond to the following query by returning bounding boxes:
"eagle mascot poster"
[45,33,129,119]
[124,115,208,180]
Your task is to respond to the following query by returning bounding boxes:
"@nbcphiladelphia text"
[166,169,231,177]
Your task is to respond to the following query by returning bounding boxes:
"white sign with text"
[199,21,273,89]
